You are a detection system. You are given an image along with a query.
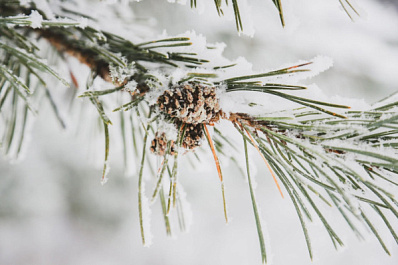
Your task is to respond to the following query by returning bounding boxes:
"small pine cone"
[157,83,221,124]
[150,132,175,156]
[182,124,204,150]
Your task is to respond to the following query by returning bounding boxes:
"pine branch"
[0,1,397,263]
[188,0,358,30]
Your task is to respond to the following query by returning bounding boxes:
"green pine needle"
[271,0,285,26]
[243,136,267,263]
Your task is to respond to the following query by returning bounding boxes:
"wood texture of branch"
[39,28,113,83]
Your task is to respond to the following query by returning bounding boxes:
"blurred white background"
[1,0,398,264]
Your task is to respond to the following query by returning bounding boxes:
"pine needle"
[361,209,391,255]
[138,122,150,245]
[151,151,169,202]
[271,0,285,26]
[203,124,228,223]
[159,187,172,236]
[244,127,284,198]
[166,125,184,215]
[243,136,267,263]
[101,121,110,185]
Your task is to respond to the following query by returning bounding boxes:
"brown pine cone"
[182,124,204,150]
[150,132,175,156]
[157,83,221,124]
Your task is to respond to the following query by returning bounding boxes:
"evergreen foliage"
[0,0,397,263]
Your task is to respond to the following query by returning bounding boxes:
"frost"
[101,161,111,185]
[140,182,153,247]
[94,32,107,42]
[101,177,109,186]
[109,62,136,83]
[154,30,231,70]
[77,17,88,29]
[168,68,189,85]
[156,119,178,141]
[257,55,334,85]
[124,80,138,93]
[144,71,168,106]
[29,10,43,29]
[32,0,55,20]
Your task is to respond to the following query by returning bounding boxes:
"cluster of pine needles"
[0,1,397,263]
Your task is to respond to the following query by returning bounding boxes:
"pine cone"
[182,124,204,150]
[150,132,175,156]
[157,83,221,124]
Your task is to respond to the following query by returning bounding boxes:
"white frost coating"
[16,12,88,29]
[218,86,293,117]
[144,71,169,106]
[155,30,231,70]
[217,83,250,117]
[145,86,166,106]
[217,55,332,88]
[33,0,55,19]
[109,62,136,83]
[121,81,136,95]
[156,119,178,141]
[218,56,339,117]
[219,56,254,81]
[141,182,154,247]
[168,68,189,85]
[101,177,109,186]
[77,17,88,29]
[261,56,334,84]
[101,161,111,185]
[29,10,43,29]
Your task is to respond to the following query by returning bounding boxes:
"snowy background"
[1,0,398,264]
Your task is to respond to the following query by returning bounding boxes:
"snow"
[101,177,109,185]
[156,118,178,141]
[124,80,138,93]
[144,72,169,105]
[101,162,111,185]
[77,18,88,28]
[1,0,398,265]
[29,10,43,28]
[32,0,56,20]
[109,62,136,84]
[140,182,154,247]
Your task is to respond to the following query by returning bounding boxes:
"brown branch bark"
[39,29,113,83]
